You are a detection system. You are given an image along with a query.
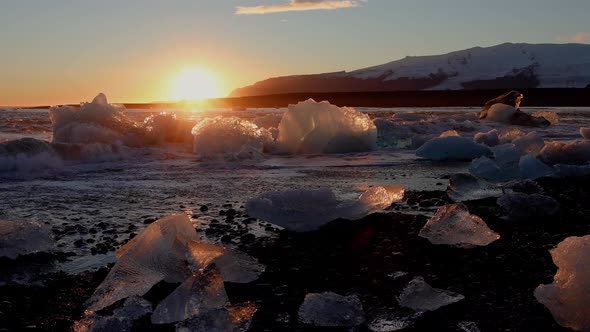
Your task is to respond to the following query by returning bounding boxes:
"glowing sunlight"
[169,68,221,101]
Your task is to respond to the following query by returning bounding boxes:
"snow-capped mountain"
[230,43,590,97]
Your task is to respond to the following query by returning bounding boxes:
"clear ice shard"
[298,292,366,327]
[416,136,492,161]
[419,203,500,248]
[152,268,229,324]
[534,235,590,332]
[458,321,481,332]
[175,303,257,332]
[0,219,53,259]
[447,173,505,202]
[245,186,404,232]
[74,296,152,332]
[398,277,465,312]
[187,241,265,283]
[497,193,559,219]
[86,214,198,311]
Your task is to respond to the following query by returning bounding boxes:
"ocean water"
[1,106,589,273]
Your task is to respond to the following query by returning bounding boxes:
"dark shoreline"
[20,88,590,109]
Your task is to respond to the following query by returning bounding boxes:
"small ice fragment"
[419,203,500,248]
[534,235,590,332]
[151,269,229,324]
[175,303,257,332]
[498,128,524,144]
[458,321,481,332]
[519,155,555,180]
[277,99,377,154]
[0,220,53,259]
[87,214,198,311]
[187,241,265,283]
[447,173,505,202]
[513,132,545,156]
[439,130,460,137]
[497,193,559,219]
[388,271,408,280]
[398,277,464,312]
[367,315,414,332]
[298,292,365,327]
[416,136,492,161]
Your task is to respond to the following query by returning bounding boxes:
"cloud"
[236,0,365,15]
[557,32,590,43]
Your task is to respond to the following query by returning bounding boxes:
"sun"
[169,68,221,101]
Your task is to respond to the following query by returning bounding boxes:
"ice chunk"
[519,155,555,180]
[474,129,499,147]
[191,117,272,158]
[447,173,505,202]
[175,303,257,332]
[277,99,377,154]
[245,186,404,232]
[0,219,53,259]
[252,113,283,129]
[498,128,524,144]
[539,140,590,165]
[469,144,522,182]
[419,203,500,248]
[152,269,229,324]
[534,235,590,332]
[532,111,559,125]
[581,127,590,140]
[0,138,63,173]
[479,91,522,119]
[374,118,414,149]
[398,277,464,312]
[512,132,545,156]
[74,296,152,332]
[458,321,481,332]
[416,136,492,161]
[439,130,460,137]
[497,193,559,219]
[187,241,265,283]
[298,292,365,327]
[367,314,415,332]
[143,112,194,144]
[87,214,198,311]
[49,93,144,145]
[485,103,517,123]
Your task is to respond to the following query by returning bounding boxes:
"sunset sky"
[1,0,589,106]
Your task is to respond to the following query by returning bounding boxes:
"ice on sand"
[474,129,499,147]
[86,214,198,310]
[175,303,257,332]
[419,203,499,248]
[534,235,590,332]
[416,136,491,161]
[581,127,590,140]
[539,140,590,165]
[0,219,53,259]
[277,99,377,154]
[245,186,404,232]
[519,155,555,180]
[497,193,559,219]
[187,241,265,283]
[298,292,365,327]
[151,269,229,324]
[398,277,464,312]
[74,296,152,332]
[447,173,505,202]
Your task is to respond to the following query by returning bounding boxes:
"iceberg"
[485,103,517,123]
[298,292,365,327]
[397,277,464,312]
[277,99,377,154]
[0,219,54,259]
[416,136,492,161]
[86,214,198,311]
[151,269,229,324]
[418,203,500,248]
[245,186,404,232]
[49,93,144,146]
[539,140,590,165]
[497,193,559,219]
[447,173,505,202]
[191,117,272,158]
[534,235,590,332]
